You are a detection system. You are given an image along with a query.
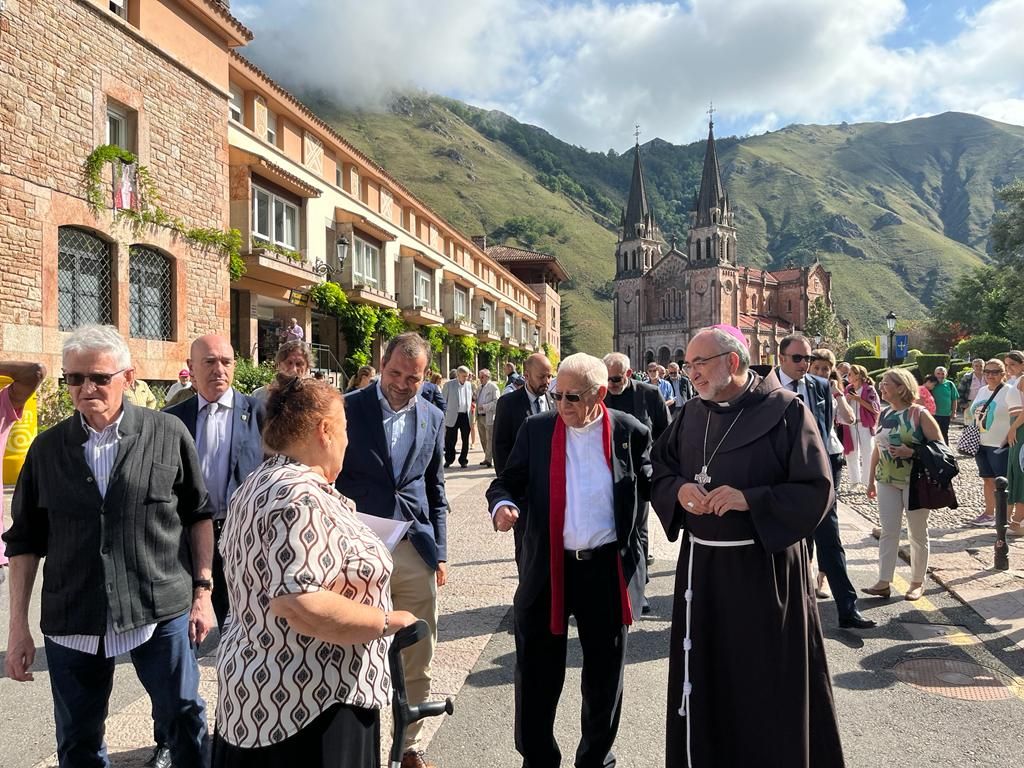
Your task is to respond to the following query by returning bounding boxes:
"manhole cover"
[891,658,1019,701]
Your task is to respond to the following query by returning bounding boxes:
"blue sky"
[236,0,1024,151]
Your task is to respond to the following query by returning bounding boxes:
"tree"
[803,297,846,357]
[844,339,876,363]
[954,333,1014,362]
[560,301,580,356]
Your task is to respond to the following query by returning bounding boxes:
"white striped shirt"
[46,411,157,657]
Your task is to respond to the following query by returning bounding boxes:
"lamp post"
[532,327,540,349]
[336,235,349,268]
[813,332,822,348]
[479,304,488,332]
[885,311,897,367]
[314,235,350,279]
[762,341,771,365]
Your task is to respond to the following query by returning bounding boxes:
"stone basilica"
[612,118,832,368]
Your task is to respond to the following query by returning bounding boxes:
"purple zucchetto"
[708,324,748,349]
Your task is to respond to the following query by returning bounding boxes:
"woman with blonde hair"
[346,365,376,392]
[845,364,881,491]
[864,368,944,601]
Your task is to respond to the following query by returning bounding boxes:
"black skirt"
[212,702,380,768]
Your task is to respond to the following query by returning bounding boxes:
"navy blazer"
[770,369,835,454]
[163,387,265,509]
[336,385,448,569]
[418,380,446,413]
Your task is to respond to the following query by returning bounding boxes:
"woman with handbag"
[1003,352,1024,535]
[864,368,944,602]
[845,365,881,491]
[966,359,1018,526]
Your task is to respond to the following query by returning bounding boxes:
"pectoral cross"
[695,465,712,486]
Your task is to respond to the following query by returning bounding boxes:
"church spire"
[694,107,727,228]
[623,128,656,240]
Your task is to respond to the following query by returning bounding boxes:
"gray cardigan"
[3,402,210,635]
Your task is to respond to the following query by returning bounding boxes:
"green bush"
[950,362,972,382]
[853,356,884,370]
[915,354,950,380]
[233,356,276,394]
[845,340,876,363]
[905,348,922,363]
[954,333,1014,362]
[37,378,75,430]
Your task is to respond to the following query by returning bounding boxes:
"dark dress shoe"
[144,746,172,768]
[401,751,437,768]
[443,462,452,468]
[838,611,877,630]
[459,461,469,467]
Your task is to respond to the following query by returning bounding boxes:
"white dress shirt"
[562,416,616,551]
[197,388,234,519]
[377,381,418,481]
[526,389,550,415]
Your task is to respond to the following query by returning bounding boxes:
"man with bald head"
[493,352,553,476]
[165,335,265,630]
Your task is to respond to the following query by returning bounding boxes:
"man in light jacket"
[442,365,475,468]
[475,368,501,468]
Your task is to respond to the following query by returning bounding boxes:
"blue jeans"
[46,612,208,768]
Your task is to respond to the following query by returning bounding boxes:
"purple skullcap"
[709,324,748,349]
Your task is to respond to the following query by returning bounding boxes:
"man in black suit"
[419,375,446,412]
[774,334,875,630]
[492,352,553,475]
[488,352,652,768]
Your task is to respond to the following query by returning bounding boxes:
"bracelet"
[192,579,213,592]
[380,610,390,638]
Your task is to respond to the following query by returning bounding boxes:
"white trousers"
[847,424,875,485]
[876,481,930,584]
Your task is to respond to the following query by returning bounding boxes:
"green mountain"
[306,93,1024,353]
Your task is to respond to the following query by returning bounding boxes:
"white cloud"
[240,0,1024,149]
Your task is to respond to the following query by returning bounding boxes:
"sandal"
[861,583,892,598]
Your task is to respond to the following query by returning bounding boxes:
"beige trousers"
[876,481,930,584]
[477,416,493,463]
[391,539,439,753]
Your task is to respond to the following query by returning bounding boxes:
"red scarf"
[548,402,633,635]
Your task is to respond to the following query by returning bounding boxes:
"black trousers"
[935,414,951,444]
[212,702,379,768]
[514,547,627,768]
[810,454,859,620]
[444,412,471,465]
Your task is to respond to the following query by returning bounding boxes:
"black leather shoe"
[838,611,877,630]
[144,746,172,768]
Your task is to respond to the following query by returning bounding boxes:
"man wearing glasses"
[4,324,214,768]
[646,363,673,401]
[488,352,652,768]
[650,325,844,767]
[665,361,695,419]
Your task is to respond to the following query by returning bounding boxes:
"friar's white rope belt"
[680,532,757,768]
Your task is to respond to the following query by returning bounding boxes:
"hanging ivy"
[542,342,560,368]
[479,340,503,370]
[420,326,449,361]
[339,303,380,372]
[450,335,478,368]
[506,346,526,367]
[83,144,246,280]
[309,281,349,316]
[376,308,407,341]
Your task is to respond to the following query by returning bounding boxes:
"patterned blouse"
[875,406,924,486]
[216,455,393,748]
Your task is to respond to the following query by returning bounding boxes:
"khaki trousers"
[391,539,438,752]
[477,416,493,463]
[876,481,930,584]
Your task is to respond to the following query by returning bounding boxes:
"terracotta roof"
[737,313,793,331]
[231,148,321,198]
[228,52,538,303]
[194,0,253,44]
[768,267,806,281]
[485,244,571,282]
[738,267,778,285]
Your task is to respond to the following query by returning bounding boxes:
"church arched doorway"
[673,348,685,364]
[658,346,671,366]
[644,349,655,365]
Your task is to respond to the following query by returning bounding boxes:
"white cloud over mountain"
[236,0,1024,149]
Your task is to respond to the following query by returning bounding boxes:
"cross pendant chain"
[698,408,745,488]
[694,465,712,485]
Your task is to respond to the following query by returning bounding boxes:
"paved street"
[3,445,1024,767]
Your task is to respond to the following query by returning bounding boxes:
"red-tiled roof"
[485,244,571,282]
[737,313,793,330]
[738,267,778,285]
[195,0,253,43]
[768,267,806,281]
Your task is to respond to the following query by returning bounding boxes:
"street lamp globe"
[335,235,349,267]
[814,333,822,347]
[885,311,897,333]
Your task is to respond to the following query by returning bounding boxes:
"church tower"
[613,135,665,360]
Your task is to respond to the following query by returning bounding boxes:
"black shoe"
[444,462,452,468]
[838,611,877,630]
[459,461,469,467]
[646,555,656,567]
[144,746,172,768]
[479,460,492,467]
[641,603,652,616]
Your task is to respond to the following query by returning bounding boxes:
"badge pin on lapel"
[621,442,628,450]
[241,413,248,422]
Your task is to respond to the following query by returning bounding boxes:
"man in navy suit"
[164,335,264,630]
[774,334,875,630]
[336,332,448,768]
[419,376,446,412]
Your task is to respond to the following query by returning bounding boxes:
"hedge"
[915,354,949,380]
[853,356,885,370]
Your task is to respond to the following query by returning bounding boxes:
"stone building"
[0,0,251,377]
[613,118,832,367]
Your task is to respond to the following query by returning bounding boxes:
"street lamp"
[532,327,540,348]
[762,341,771,364]
[479,304,488,331]
[885,311,897,367]
[814,332,822,348]
[336,235,350,267]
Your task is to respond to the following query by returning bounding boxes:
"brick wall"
[0,0,231,376]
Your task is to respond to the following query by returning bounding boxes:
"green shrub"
[233,356,276,394]
[37,378,75,431]
[905,348,922,363]
[853,356,884,370]
[845,340,876,362]
[915,354,950,380]
[954,333,1014,362]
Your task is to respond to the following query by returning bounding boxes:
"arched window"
[673,348,685,362]
[631,249,637,270]
[658,346,671,366]
[696,239,702,260]
[129,245,172,340]
[57,227,113,331]
[644,350,655,365]
[706,237,712,261]
[661,298,667,319]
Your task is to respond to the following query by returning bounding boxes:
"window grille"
[129,245,172,340]
[58,227,112,331]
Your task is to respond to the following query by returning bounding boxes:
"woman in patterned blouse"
[213,375,417,768]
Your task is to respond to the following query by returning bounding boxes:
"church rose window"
[57,227,113,331]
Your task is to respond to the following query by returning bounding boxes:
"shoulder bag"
[956,385,1003,456]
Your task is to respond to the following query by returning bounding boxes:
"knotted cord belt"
[679,532,757,768]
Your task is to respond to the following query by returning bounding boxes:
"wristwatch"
[192,579,213,592]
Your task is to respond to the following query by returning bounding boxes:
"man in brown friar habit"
[650,325,845,768]
[487,352,652,768]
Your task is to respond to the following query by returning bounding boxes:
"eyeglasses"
[63,369,127,387]
[681,351,731,375]
[782,354,816,364]
[983,369,1004,375]
[607,376,625,383]
[551,385,598,403]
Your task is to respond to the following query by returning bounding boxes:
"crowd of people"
[1,323,1023,768]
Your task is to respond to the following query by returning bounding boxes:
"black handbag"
[909,439,959,510]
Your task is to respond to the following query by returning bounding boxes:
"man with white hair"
[4,324,215,768]
[650,325,843,767]
[442,365,474,467]
[474,368,500,467]
[487,352,652,768]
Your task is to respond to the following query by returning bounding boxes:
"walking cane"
[994,476,1009,571]
[388,619,454,768]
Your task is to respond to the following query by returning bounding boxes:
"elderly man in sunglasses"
[4,324,214,768]
[487,352,652,768]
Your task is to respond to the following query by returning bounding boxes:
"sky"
[234,0,1024,151]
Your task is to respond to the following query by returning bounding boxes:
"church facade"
[612,119,832,368]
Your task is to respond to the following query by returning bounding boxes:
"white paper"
[356,512,412,552]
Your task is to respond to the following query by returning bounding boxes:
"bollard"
[994,476,1009,571]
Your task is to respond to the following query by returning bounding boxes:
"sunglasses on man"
[782,354,817,364]
[607,375,625,384]
[551,385,599,403]
[63,369,128,387]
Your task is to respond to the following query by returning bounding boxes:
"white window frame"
[520,319,528,343]
[266,110,277,145]
[106,107,127,150]
[109,0,127,19]
[414,266,433,309]
[454,286,468,320]
[229,83,244,123]
[252,184,298,250]
[335,166,343,188]
[504,311,513,339]
[481,302,494,331]
[353,237,380,288]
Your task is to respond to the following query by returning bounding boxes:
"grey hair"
[602,352,631,371]
[478,368,491,377]
[934,366,947,374]
[557,353,608,391]
[697,327,750,371]
[457,365,471,375]
[62,324,130,368]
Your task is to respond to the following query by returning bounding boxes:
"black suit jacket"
[486,409,652,620]
[492,387,552,475]
[770,369,836,455]
[604,379,670,442]
[418,381,446,413]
